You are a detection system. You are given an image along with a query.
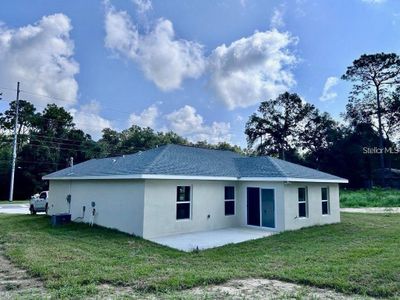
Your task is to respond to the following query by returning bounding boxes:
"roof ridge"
[142,145,170,173]
[266,156,288,177]
[166,143,243,155]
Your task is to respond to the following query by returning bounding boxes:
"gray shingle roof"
[43,144,347,182]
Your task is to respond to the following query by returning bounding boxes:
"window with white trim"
[224,186,235,215]
[298,187,308,218]
[321,187,330,215]
[176,186,191,220]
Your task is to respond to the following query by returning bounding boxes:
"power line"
[28,133,96,143]
[0,159,65,166]
[17,89,137,119]
[3,135,152,155]
[15,142,96,153]
[0,84,152,128]
[1,133,89,144]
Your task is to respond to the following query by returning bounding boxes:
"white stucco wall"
[47,178,341,239]
[283,182,340,230]
[48,179,145,236]
[48,180,71,215]
[237,181,285,231]
[142,179,240,239]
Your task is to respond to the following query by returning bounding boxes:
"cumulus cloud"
[362,0,386,3]
[319,76,339,101]
[270,6,285,28]
[104,4,300,111]
[166,105,231,143]
[104,4,206,91]
[132,0,152,14]
[209,29,297,110]
[128,104,159,128]
[0,14,79,107]
[70,101,112,140]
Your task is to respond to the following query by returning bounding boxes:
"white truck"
[29,191,49,215]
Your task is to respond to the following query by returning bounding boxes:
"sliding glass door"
[247,187,275,228]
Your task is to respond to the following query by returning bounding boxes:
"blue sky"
[0,0,399,146]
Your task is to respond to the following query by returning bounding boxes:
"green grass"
[0,214,399,299]
[340,188,400,208]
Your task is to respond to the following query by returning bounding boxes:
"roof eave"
[238,177,348,183]
[43,174,348,183]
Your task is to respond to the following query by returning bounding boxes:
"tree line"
[1,52,399,199]
[246,53,400,187]
[0,102,241,199]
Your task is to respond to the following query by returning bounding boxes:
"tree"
[0,133,12,199]
[0,100,37,134]
[245,92,314,160]
[98,128,121,157]
[386,87,400,141]
[300,109,339,169]
[342,53,400,184]
[98,126,190,158]
[0,100,39,150]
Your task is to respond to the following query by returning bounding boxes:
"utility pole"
[9,82,20,202]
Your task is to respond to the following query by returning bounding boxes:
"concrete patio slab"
[149,227,275,252]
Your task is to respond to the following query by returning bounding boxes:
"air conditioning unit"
[51,213,71,226]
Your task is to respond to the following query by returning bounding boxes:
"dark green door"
[261,189,275,228]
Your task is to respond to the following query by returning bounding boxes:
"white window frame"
[224,186,235,216]
[321,187,330,215]
[298,187,308,218]
[176,186,191,220]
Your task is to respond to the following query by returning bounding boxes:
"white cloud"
[70,101,112,140]
[319,76,339,101]
[104,4,206,91]
[235,114,244,122]
[166,105,231,143]
[132,0,152,14]
[0,14,79,107]
[104,4,138,58]
[128,104,159,128]
[362,0,386,3]
[209,29,297,110]
[271,7,285,28]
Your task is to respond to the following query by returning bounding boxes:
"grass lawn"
[0,213,399,299]
[340,188,400,208]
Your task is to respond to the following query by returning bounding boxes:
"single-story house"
[371,168,400,189]
[43,144,347,241]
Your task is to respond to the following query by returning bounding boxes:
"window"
[321,187,330,215]
[298,187,308,218]
[176,186,191,220]
[224,186,235,215]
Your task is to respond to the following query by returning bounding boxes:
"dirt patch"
[96,278,376,299]
[185,278,376,300]
[0,248,48,299]
[0,246,377,300]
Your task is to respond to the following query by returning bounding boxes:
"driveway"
[0,203,29,214]
[341,207,400,213]
[149,227,275,252]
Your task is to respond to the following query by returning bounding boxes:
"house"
[371,168,400,189]
[43,144,347,242]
